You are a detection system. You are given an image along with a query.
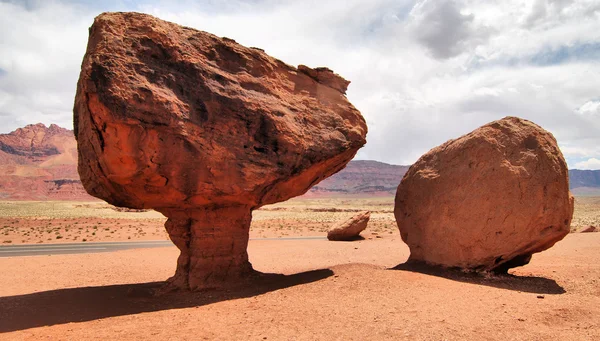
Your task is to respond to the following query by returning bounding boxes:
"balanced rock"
[74,12,367,290]
[327,211,370,241]
[395,117,574,273]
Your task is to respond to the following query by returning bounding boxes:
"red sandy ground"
[1,233,599,340]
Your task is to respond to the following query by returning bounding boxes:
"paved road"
[0,241,173,257]
[0,236,326,257]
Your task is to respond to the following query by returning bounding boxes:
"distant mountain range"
[569,170,600,196]
[0,124,598,200]
[309,160,409,196]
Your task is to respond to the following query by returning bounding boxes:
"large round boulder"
[394,117,574,272]
[74,12,367,290]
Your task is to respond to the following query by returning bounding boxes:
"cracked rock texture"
[327,211,370,241]
[74,12,367,290]
[394,117,573,273]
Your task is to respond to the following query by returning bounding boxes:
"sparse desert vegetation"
[0,201,167,244]
[0,198,399,244]
[0,196,597,245]
[571,196,600,231]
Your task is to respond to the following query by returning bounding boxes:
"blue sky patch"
[530,42,600,66]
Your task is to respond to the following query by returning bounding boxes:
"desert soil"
[0,197,599,340]
[0,198,400,244]
[1,197,597,245]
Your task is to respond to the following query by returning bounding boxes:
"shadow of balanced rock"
[73,12,367,290]
[394,117,574,273]
[0,269,334,332]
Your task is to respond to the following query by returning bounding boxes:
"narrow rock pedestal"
[161,206,254,290]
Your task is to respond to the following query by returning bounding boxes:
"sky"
[0,0,599,169]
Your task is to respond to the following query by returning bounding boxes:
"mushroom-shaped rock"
[327,211,370,241]
[74,12,367,290]
[394,117,573,273]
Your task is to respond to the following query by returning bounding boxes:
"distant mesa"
[395,116,574,273]
[0,123,90,200]
[73,12,367,290]
[310,160,410,196]
[569,170,600,196]
[0,123,70,159]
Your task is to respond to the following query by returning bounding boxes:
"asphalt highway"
[0,236,326,257]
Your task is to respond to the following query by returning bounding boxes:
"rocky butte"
[0,123,89,200]
[395,117,574,273]
[74,12,367,290]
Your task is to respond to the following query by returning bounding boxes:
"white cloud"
[0,0,599,169]
[0,1,94,129]
[574,158,600,170]
[409,0,491,59]
[577,100,600,116]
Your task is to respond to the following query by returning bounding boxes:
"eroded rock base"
[161,206,254,291]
